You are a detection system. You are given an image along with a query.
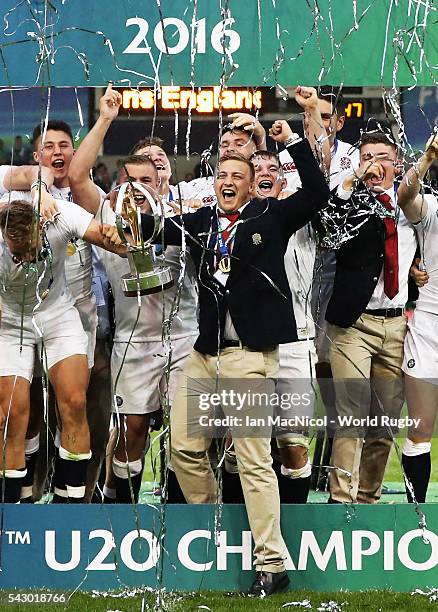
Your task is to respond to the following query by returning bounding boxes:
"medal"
[219,256,231,273]
[67,241,77,256]
[216,210,240,275]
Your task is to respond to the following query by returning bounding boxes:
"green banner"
[0,0,436,86]
[1,504,437,591]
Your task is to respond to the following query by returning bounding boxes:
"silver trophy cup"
[115,182,173,297]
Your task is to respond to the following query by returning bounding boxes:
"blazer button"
[226,290,230,295]
[373,276,378,281]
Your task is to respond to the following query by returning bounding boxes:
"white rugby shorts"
[75,297,98,369]
[403,309,438,383]
[275,339,318,436]
[0,305,89,382]
[111,335,195,415]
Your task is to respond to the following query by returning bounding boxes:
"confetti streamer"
[0,0,437,600]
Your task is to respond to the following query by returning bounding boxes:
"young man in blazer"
[125,124,329,596]
[326,132,418,504]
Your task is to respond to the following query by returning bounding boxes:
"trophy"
[115,181,173,297]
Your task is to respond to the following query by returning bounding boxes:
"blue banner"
[0,0,436,86]
[0,504,437,591]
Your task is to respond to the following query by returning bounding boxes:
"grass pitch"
[1,588,438,611]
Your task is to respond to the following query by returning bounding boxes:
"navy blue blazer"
[141,139,330,355]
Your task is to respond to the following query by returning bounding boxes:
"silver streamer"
[0,0,437,604]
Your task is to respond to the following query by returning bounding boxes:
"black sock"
[163,469,186,504]
[1,470,26,503]
[402,452,431,503]
[52,452,68,503]
[66,459,88,503]
[53,449,89,504]
[20,452,39,503]
[114,472,143,503]
[103,492,116,504]
[221,468,245,504]
[279,475,311,504]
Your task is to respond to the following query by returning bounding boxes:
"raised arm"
[227,112,267,150]
[1,164,54,192]
[0,165,59,221]
[397,132,438,223]
[270,119,329,205]
[68,84,122,214]
[269,129,330,233]
[295,86,331,175]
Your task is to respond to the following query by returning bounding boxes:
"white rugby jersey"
[176,176,217,207]
[279,139,359,337]
[0,200,92,316]
[0,171,107,309]
[284,223,317,340]
[279,138,360,192]
[412,194,438,315]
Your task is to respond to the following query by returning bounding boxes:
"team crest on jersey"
[340,156,352,170]
[407,359,415,368]
[281,162,296,173]
[252,233,262,245]
[115,395,124,406]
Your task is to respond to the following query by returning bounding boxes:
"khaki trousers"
[328,314,406,503]
[170,346,286,572]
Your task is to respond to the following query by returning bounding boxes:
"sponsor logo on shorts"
[116,395,124,406]
[407,359,415,368]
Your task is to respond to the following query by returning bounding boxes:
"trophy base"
[121,266,174,297]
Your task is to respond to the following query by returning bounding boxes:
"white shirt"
[177,176,217,207]
[0,200,92,316]
[284,224,317,339]
[215,204,248,342]
[0,181,107,308]
[96,200,198,343]
[279,138,360,193]
[0,166,12,196]
[364,187,417,309]
[413,194,438,315]
[280,141,359,339]
[50,185,94,307]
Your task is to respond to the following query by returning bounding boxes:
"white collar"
[372,185,396,202]
[217,200,251,216]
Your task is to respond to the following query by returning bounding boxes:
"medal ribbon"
[216,210,240,269]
